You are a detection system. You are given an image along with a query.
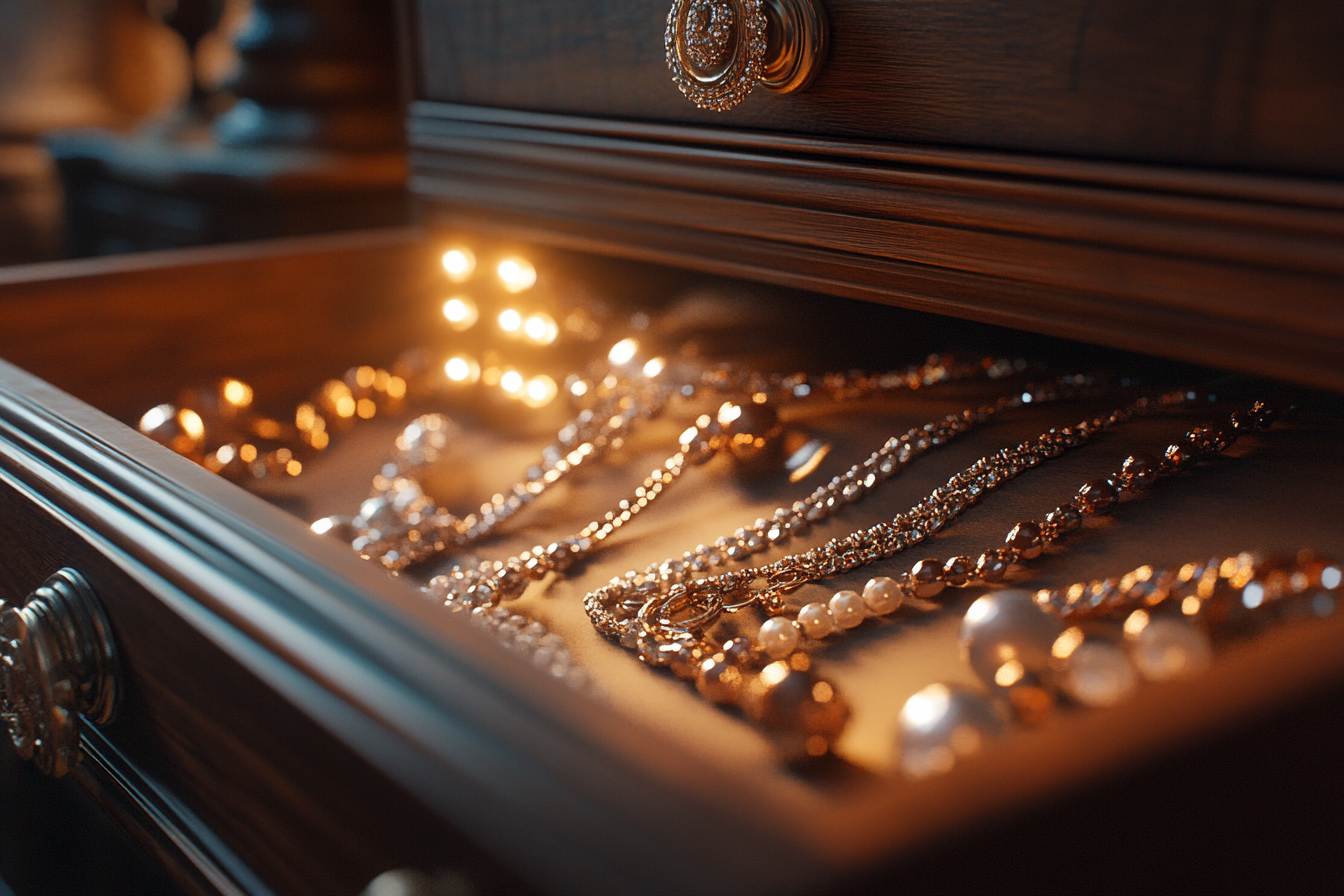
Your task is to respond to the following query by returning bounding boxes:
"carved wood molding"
[409,101,1344,391]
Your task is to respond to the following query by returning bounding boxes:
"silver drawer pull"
[666,0,828,111]
[0,568,120,777]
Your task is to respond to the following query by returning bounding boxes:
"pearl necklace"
[586,395,1283,758]
[900,546,1340,777]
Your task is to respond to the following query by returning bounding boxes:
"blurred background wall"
[0,0,406,266]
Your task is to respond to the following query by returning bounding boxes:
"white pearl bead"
[896,683,1004,778]
[959,589,1060,689]
[1058,639,1138,707]
[797,602,836,639]
[758,617,800,658]
[828,590,867,629]
[1130,618,1212,681]
[862,576,903,615]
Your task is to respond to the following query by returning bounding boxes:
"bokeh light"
[442,296,479,331]
[497,257,537,292]
[442,248,476,281]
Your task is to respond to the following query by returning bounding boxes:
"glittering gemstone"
[976,550,1012,583]
[908,559,945,598]
[942,557,972,588]
[1075,478,1119,514]
[961,589,1062,692]
[1005,521,1044,559]
[896,684,1004,778]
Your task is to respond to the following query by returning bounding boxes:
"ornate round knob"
[666,0,828,111]
[0,569,120,777]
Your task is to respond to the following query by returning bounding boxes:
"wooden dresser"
[1,2,1342,894]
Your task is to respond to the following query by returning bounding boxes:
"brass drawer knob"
[666,0,828,111]
[0,569,120,777]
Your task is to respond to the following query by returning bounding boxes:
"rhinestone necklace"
[335,355,1024,586]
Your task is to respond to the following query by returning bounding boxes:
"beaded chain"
[584,397,1285,758]
[899,546,1340,777]
[336,355,1023,590]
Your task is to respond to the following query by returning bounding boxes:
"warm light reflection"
[498,308,522,333]
[717,402,743,426]
[311,517,335,535]
[442,296,479,331]
[608,338,639,365]
[570,379,589,397]
[521,375,558,408]
[900,683,951,733]
[139,404,173,433]
[497,257,537,292]
[786,439,830,483]
[441,248,476,281]
[499,369,525,395]
[1052,627,1085,659]
[523,312,559,345]
[178,409,205,440]
[222,379,253,408]
[444,355,481,384]
[642,357,666,378]
[994,660,1025,687]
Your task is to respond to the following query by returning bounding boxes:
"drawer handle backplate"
[666,0,828,111]
[0,568,120,777]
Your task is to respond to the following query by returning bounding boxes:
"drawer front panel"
[0,398,510,895]
[415,0,1344,177]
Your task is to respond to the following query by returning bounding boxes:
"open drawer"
[1,228,1342,895]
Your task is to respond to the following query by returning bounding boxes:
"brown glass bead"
[1249,401,1278,430]
[682,422,723,465]
[669,642,710,680]
[723,402,782,464]
[1119,453,1161,491]
[696,655,745,704]
[722,636,763,668]
[742,659,850,756]
[1045,504,1082,537]
[1185,424,1220,456]
[1212,420,1238,451]
[1006,521,1044,559]
[1075,478,1119,514]
[942,556,972,588]
[909,559,946,598]
[976,549,1013,583]
[1163,441,1195,471]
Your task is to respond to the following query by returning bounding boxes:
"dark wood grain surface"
[414,0,1344,177]
[409,104,1344,393]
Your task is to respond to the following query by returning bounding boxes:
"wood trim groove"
[409,102,1344,391]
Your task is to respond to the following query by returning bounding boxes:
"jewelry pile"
[137,246,1341,777]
